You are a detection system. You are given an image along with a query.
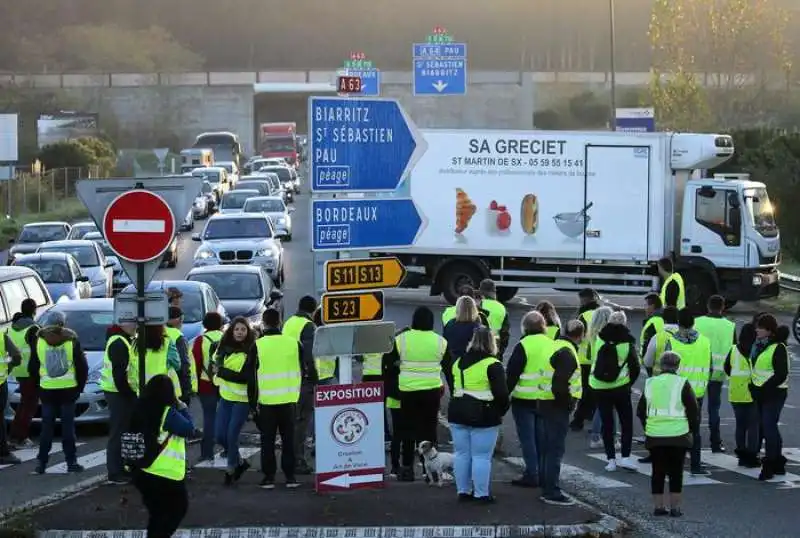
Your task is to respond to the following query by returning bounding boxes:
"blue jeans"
[536,404,570,497]
[450,423,499,498]
[590,409,616,441]
[706,381,723,447]
[198,393,219,460]
[511,402,539,482]
[760,392,787,460]
[38,400,77,466]
[215,398,250,472]
[732,402,759,454]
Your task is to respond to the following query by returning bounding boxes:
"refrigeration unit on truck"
[259,122,299,165]
[369,130,780,310]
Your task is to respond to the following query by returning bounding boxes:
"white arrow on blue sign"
[308,97,427,192]
[311,198,427,251]
[343,68,381,96]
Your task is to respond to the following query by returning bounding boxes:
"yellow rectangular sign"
[321,291,385,325]
[324,257,407,292]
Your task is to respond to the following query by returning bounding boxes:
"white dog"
[417,440,454,486]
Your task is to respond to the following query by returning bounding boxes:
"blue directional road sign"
[412,42,467,96]
[308,97,426,193]
[615,108,655,132]
[311,198,426,251]
[345,68,381,96]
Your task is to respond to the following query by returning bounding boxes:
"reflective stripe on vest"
[728,346,753,403]
[397,330,446,391]
[452,357,497,401]
[577,310,594,365]
[552,339,583,399]
[513,334,556,400]
[644,374,690,438]
[640,316,664,358]
[441,306,456,327]
[256,334,301,405]
[316,355,337,380]
[142,407,186,482]
[198,331,223,382]
[482,299,506,336]
[100,334,132,392]
[386,397,401,409]
[362,353,382,377]
[283,315,311,342]
[660,272,686,310]
[589,339,631,391]
[545,326,559,340]
[0,334,7,385]
[37,339,76,390]
[669,335,712,398]
[8,325,33,379]
[218,351,249,402]
[752,343,789,390]
[693,316,735,382]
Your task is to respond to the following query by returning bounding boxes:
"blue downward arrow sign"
[311,198,425,251]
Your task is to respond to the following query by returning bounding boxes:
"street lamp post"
[609,0,618,131]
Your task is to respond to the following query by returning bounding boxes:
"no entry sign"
[102,190,176,263]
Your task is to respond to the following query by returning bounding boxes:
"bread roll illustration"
[520,194,538,235]
[455,188,477,234]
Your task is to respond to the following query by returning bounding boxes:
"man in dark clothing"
[570,288,600,431]
[166,308,193,403]
[657,257,683,309]
[28,312,88,474]
[7,298,39,450]
[477,280,510,357]
[0,318,23,464]
[103,322,136,484]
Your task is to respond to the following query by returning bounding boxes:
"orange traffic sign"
[322,291,385,324]
[325,257,407,292]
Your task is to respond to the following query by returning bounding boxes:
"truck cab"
[180,148,215,173]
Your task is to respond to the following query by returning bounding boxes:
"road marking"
[700,450,800,483]
[112,219,166,233]
[0,443,86,470]
[587,452,724,486]
[45,449,107,474]
[194,447,260,469]
[504,457,632,489]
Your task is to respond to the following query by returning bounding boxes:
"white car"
[218,189,260,215]
[242,196,293,241]
[193,194,209,219]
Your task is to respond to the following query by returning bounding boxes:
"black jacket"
[640,309,663,357]
[442,320,482,364]
[29,326,88,403]
[246,327,305,409]
[106,326,136,399]
[543,337,580,411]
[747,326,790,401]
[446,349,509,428]
[662,274,681,308]
[594,323,640,388]
[294,311,319,385]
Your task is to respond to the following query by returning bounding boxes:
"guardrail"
[780,273,800,293]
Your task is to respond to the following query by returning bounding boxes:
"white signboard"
[0,114,18,162]
[314,382,385,492]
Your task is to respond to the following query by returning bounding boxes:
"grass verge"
[0,199,89,250]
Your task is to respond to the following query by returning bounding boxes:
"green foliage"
[37,137,117,175]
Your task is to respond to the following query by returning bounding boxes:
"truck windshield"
[263,139,296,153]
[744,188,778,237]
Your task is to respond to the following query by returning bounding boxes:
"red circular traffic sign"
[102,190,176,263]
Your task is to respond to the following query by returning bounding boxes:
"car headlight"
[752,275,763,286]
[195,249,216,260]
[276,217,286,225]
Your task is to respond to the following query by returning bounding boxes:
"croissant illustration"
[455,188,477,234]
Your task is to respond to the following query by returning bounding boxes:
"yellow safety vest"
[100,334,134,393]
[669,335,712,398]
[362,353,382,377]
[218,351,249,403]
[386,397,401,409]
[577,310,594,365]
[316,355,337,381]
[552,339,583,399]
[441,306,456,327]
[651,326,679,376]
[196,330,223,382]
[640,315,664,357]
[452,357,497,401]
[0,335,7,386]
[482,298,506,337]
[644,374,690,438]
[589,339,631,390]
[693,316,735,382]
[283,315,312,341]
[7,326,34,379]
[256,334,301,405]
[660,272,686,310]
[728,346,753,403]
[396,330,447,391]
[37,339,77,390]
[166,326,196,394]
[512,334,556,400]
[142,407,186,482]
[545,326,559,340]
[130,336,172,396]
[752,343,789,390]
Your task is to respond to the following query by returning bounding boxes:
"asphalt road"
[2,193,800,536]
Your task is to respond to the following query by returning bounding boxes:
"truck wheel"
[440,263,484,305]
[495,287,519,304]
[685,270,714,314]
[792,307,800,344]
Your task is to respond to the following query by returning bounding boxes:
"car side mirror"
[104,262,114,268]
[76,275,89,282]
[191,233,201,241]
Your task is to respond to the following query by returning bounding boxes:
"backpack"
[201,335,220,377]
[592,341,622,382]
[44,346,69,378]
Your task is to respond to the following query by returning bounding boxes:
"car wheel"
[284,234,292,242]
[169,250,178,268]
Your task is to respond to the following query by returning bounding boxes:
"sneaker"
[285,478,300,489]
[233,460,251,481]
[511,477,539,488]
[0,454,21,465]
[604,459,617,472]
[389,466,399,478]
[669,508,683,517]
[541,493,575,506]
[259,477,275,489]
[31,463,45,475]
[653,508,669,516]
[589,438,603,449]
[66,463,85,473]
[474,495,495,504]
[690,466,711,476]
[638,455,652,464]
[711,444,726,454]
[618,457,639,472]
[458,493,475,502]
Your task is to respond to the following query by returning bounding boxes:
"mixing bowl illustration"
[554,202,593,238]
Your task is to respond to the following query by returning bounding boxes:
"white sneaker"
[604,459,617,472]
[618,456,638,472]
[589,438,603,449]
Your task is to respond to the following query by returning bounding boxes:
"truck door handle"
[691,245,702,253]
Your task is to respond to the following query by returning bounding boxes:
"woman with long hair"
[214,317,257,485]
[536,301,562,340]
[443,295,484,362]
[131,374,195,537]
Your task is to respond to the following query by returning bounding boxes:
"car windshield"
[203,218,272,239]
[193,170,220,183]
[169,287,204,323]
[38,245,98,267]
[244,199,285,213]
[18,225,67,243]
[262,167,291,182]
[745,187,779,237]
[16,259,73,283]
[188,272,263,300]
[38,310,114,351]
[201,182,213,194]
[69,225,97,239]
[236,183,269,195]
[221,191,256,209]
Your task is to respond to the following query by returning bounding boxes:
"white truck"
[369,130,781,310]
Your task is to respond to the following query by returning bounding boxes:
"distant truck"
[369,130,781,310]
[260,122,299,166]
[192,131,243,169]
[180,148,214,174]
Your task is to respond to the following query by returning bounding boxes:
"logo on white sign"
[331,408,369,445]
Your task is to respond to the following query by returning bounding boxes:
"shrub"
[37,137,117,176]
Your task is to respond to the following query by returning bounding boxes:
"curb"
[0,474,108,523]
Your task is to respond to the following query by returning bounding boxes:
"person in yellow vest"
[166,307,193,403]
[130,374,194,538]
[384,306,450,482]
[213,317,257,485]
[192,312,224,462]
[664,309,712,476]
[535,300,562,340]
[640,293,664,359]
[442,296,484,364]
[0,313,23,464]
[723,330,761,468]
[693,295,736,454]
[589,309,640,472]
[282,295,318,475]
[445,326,508,503]
[657,257,686,310]
[100,321,137,484]
[247,308,304,489]
[442,285,476,327]
[312,307,338,386]
[28,311,88,474]
[635,352,699,518]
[131,325,182,398]
[570,288,600,431]
[7,298,39,451]
[749,314,790,481]
[380,340,411,477]
[477,279,510,356]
